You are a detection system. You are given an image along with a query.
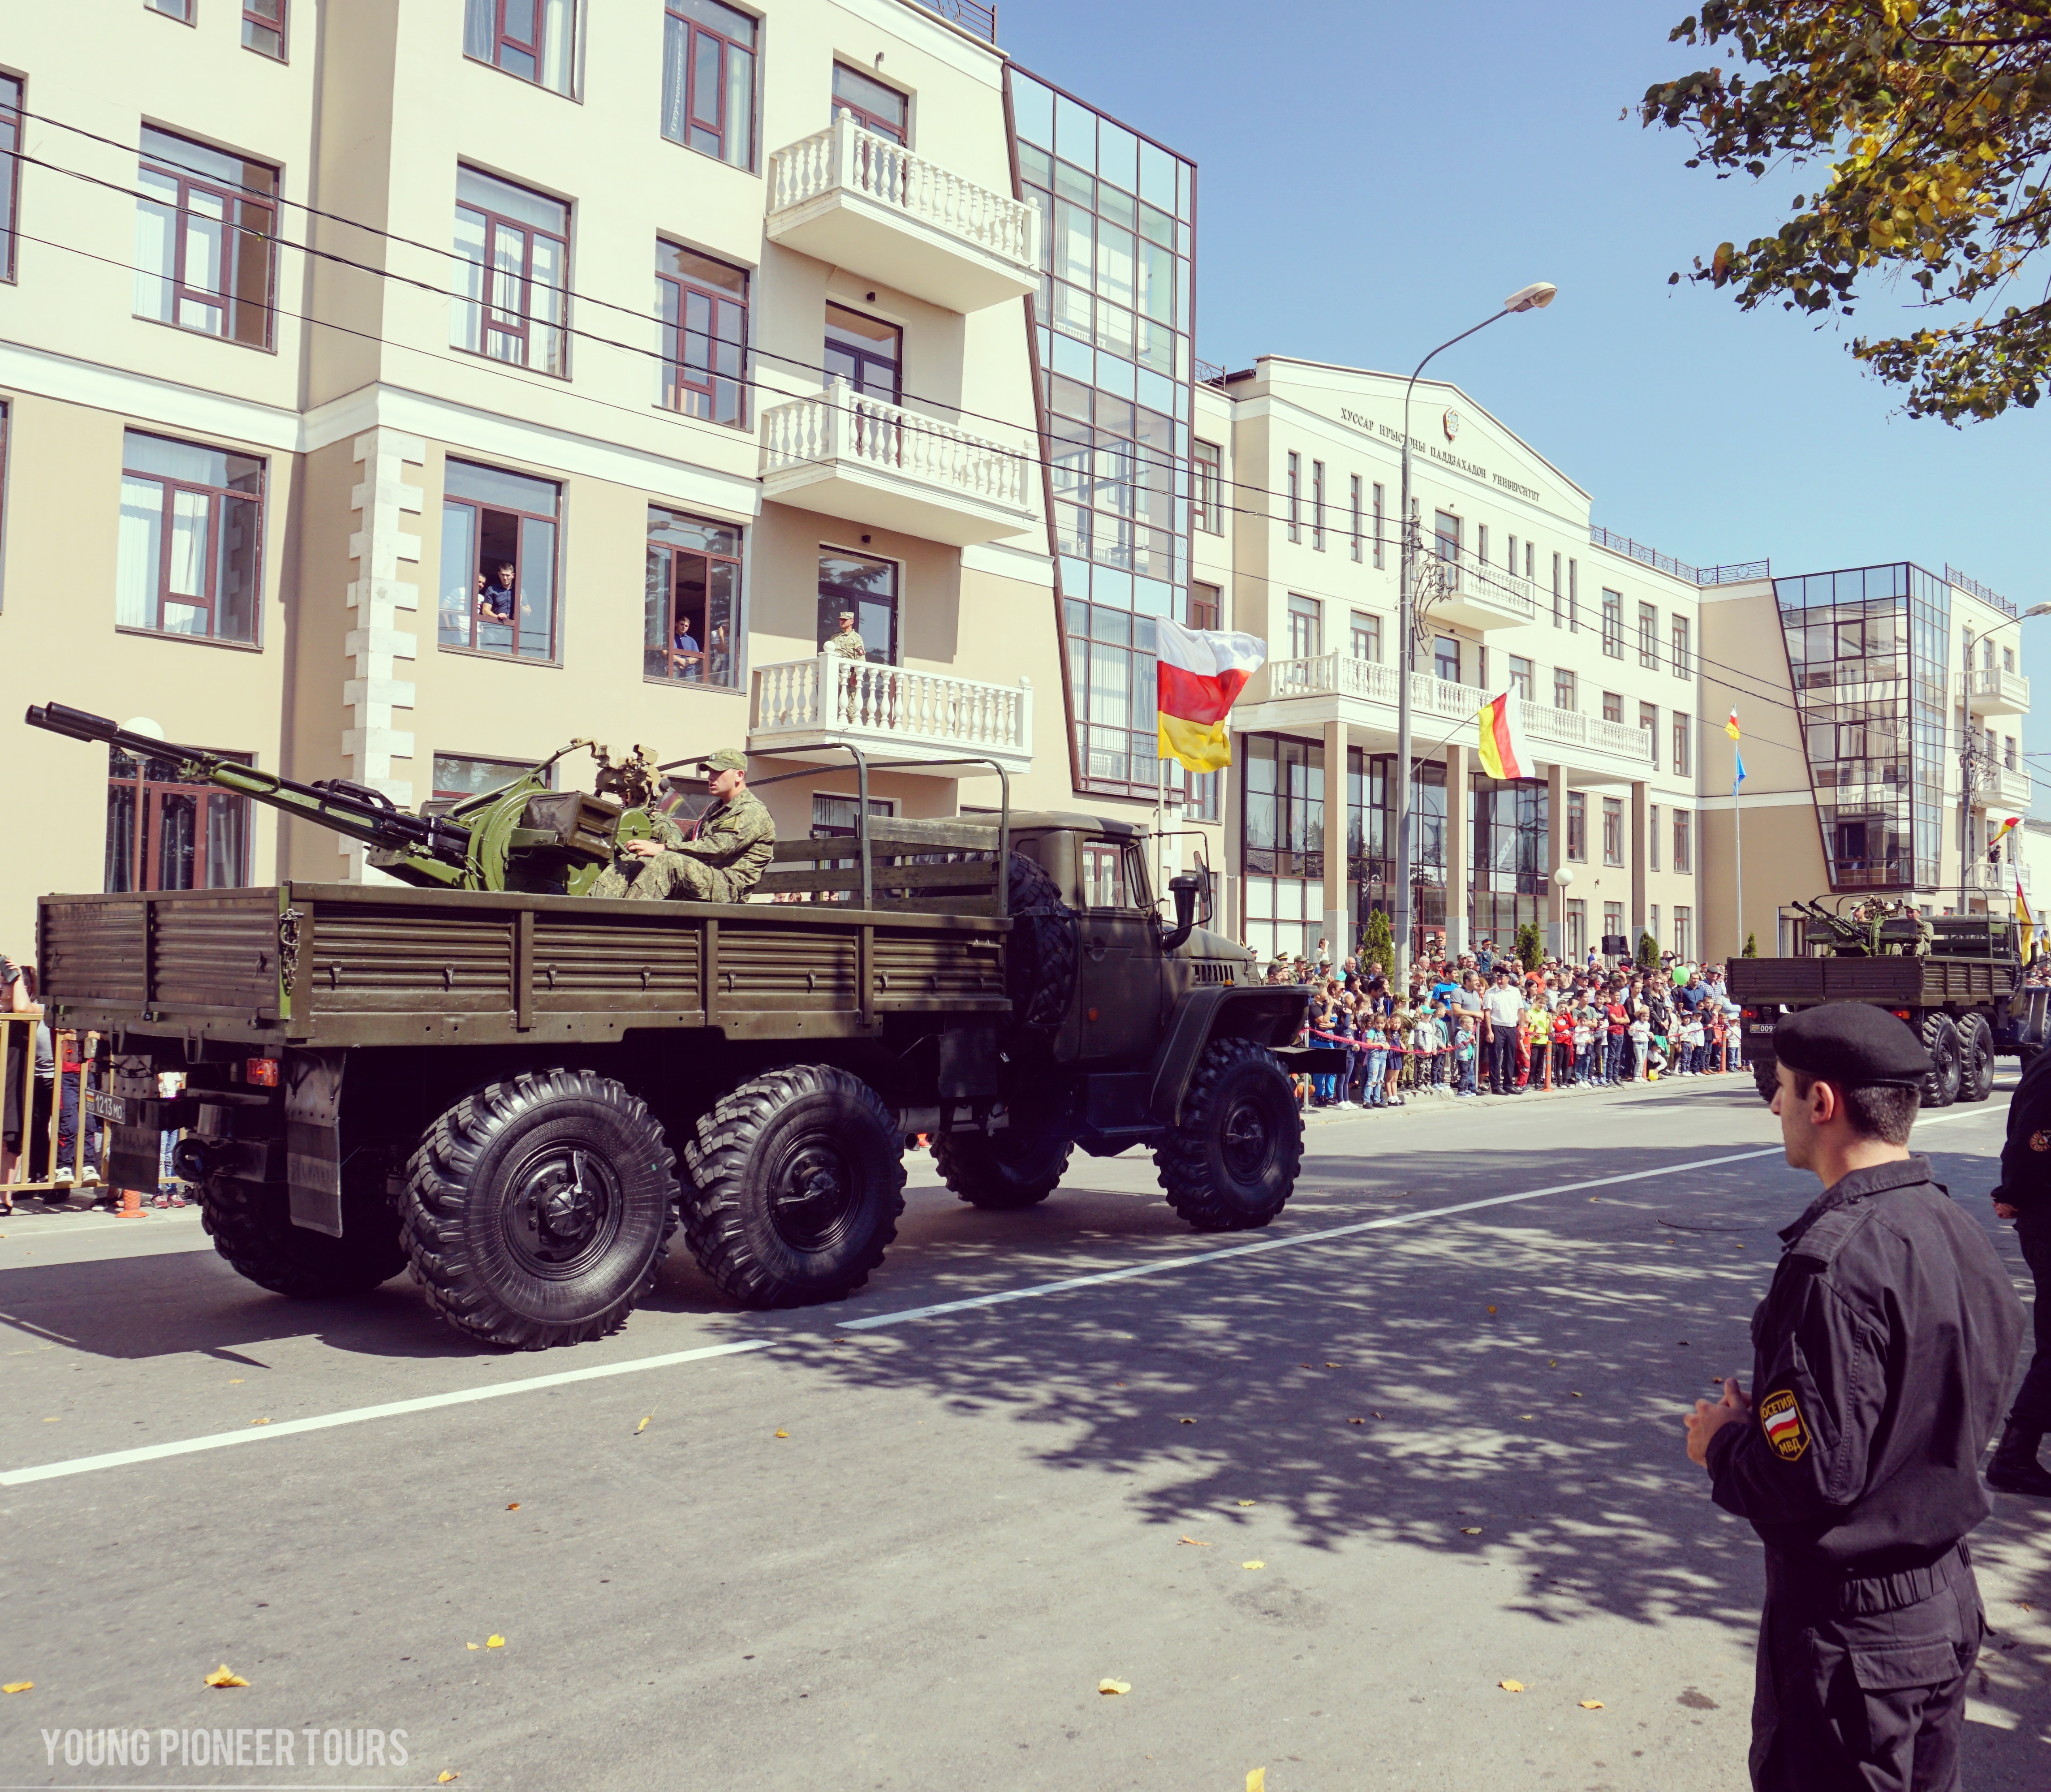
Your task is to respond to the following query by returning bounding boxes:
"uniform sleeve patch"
[2029,1130,2051,1153]
[1759,1389,1809,1462]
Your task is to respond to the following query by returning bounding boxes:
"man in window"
[825,609,867,661]
[670,617,702,680]
[587,749,775,904]
[478,561,516,625]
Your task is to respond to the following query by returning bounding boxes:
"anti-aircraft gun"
[26,702,661,895]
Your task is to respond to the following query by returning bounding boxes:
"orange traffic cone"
[111,1185,146,1219]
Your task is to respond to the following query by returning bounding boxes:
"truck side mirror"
[1163,873,1201,951]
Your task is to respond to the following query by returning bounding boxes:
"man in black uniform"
[1986,1042,2051,1495]
[1685,1003,2023,1792]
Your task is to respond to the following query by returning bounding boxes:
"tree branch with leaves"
[1642,1,2051,421]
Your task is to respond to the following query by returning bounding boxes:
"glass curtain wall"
[1469,774,1549,948]
[1776,562,1949,890]
[1007,71,1198,810]
[1351,752,1447,958]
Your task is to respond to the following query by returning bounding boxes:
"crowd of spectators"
[1259,934,1744,1111]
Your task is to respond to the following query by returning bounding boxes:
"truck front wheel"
[1957,1011,1996,1102]
[682,1065,905,1307]
[400,1070,679,1350]
[935,1124,1073,1209]
[1919,1013,1963,1108]
[200,1170,408,1299]
[1155,1037,1302,1232]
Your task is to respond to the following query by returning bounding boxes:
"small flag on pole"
[1154,616,1266,773]
[1991,814,2023,852]
[1476,691,1533,781]
[1733,745,1747,789]
[1725,708,1742,741]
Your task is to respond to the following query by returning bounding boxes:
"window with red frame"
[0,74,20,282]
[436,459,561,662]
[661,0,757,172]
[243,0,285,57]
[656,242,746,426]
[105,745,250,893]
[1189,581,1219,631]
[116,431,265,644]
[450,166,569,375]
[831,62,907,142]
[134,127,278,348]
[462,0,575,94]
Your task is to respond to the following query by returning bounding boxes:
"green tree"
[1637,930,1661,969]
[1361,909,1396,972]
[1744,931,1760,957]
[1642,3,2051,420]
[1516,921,1545,971]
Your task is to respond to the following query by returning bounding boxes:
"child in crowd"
[1385,1003,1411,1105]
[1551,1003,1576,1087]
[1412,1004,1443,1092]
[1360,1018,1388,1107]
[1628,1008,1651,1081]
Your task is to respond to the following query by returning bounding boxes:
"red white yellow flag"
[1155,616,1267,773]
[1476,690,1533,781]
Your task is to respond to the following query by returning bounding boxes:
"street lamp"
[1393,283,1557,982]
[1957,599,2051,914]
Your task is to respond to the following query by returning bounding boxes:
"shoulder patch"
[2030,1130,2051,1153]
[1758,1389,1809,1462]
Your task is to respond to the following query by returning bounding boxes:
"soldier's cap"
[698,747,747,773]
[1773,1002,1930,1088]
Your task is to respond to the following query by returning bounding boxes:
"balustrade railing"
[761,380,1034,514]
[1589,524,1770,586]
[752,654,1033,758]
[768,116,1037,271]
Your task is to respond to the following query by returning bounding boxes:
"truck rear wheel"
[1155,1037,1302,1232]
[1957,1011,1996,1103]
[1752,1059,1779,1104]
[200,1170,408,1300]
[934,1124,1073,1209]
[682,1065,905,1306]
[400,1070,679,1350]
[1919,1013,1963,1108]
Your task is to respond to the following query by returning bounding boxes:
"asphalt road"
[2,1071,2047,1792]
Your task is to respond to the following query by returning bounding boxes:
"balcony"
[1968,665,2031,715]
[1416,554,1538,630]
[749,654,1034,775]
[760,381,1037,547]
[1976,762,2033,809]
[767,117,1040,314]
[1967,860,2030,898]
[1246,654,1656,775]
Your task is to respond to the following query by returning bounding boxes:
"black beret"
[1774,1003,1931,1088]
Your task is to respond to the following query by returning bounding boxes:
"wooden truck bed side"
[1727,956,2012,1008]
[39,881,1011,1049]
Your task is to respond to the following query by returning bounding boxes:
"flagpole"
[1734,768,1744,959]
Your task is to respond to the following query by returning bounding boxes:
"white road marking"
[0,1338,771,1486]
[846,1099,2009,1331]
[0,1098,2007,1487]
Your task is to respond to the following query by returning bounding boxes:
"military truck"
[28,704,1323,1350]
[1728,895,2050,1107]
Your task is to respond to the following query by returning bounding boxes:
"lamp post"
[1956,600,2051,916]
[1392,282,1556,983]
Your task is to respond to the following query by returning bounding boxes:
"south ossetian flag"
[1155,616,1267,772]
[1475,690,1533,780]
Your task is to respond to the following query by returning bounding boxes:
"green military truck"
[1728,897,2049,1107]
[28,704,1322,1350]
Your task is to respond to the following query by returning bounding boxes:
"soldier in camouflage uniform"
[587,748,775,902]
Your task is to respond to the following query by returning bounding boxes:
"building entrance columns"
[1442,740,1469,957]
[1546,761,1567,957]
[1630,779,1649,945]
[1322,718,1347,962]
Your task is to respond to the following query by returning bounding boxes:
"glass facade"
[1007,70,1198,809]
[1776,561,1950,890]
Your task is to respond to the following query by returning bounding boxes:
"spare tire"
[1918,1012,1963,1108]
[1004,850,1077,1040]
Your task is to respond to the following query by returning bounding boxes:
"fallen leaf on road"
[1579,1700,1604,1710]
[774,1430,789,1438]
[1235,1500,1256,1508]
[1241,1560,1264,1571]
[40,1417,56,1423]
[1487,1305,1497,1314]
[506,1503,520,1511]
[1548,1360,1556,1367]
[1372,1410,1384,1418]
[438,1773,460,1783]
[466,1643,478,1651]
[636,1417,651,1433]
[485,1636,504,1649]
[1177,1535,1212,1547]
[1178,1417,1196,1425]
[2,1683,31,1694]
[1519,1413,1534,1420]
[1098,1679,1130,1696]
[204,1665,249,1689]
[1247,1771,1266,1792]
[1461,1527,1483,1535]
[1570,1392,1583,1399]
[1347,1417,1365,1425]
[248,1418,270,1426]
[1498,1679,1525,1693]
[229,1377,245,1384]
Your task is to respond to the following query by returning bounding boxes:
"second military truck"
[32,706,1316,1349]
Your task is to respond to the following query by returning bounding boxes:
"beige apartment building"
[0,0,1222,948]
[1194,356,1751,967]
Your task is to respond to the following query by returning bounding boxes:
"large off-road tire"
[1752,1058,1780,1104]
[1918,1012,1963,1109]
[682,1065,905,1306]
[1956,1010,1997,1103]
[199,1170,408,1299]
[935,1124,1074,1209]
[1005,852,1077,1040]
[1155,1036,1303,1232]
[400,1069,679,1350]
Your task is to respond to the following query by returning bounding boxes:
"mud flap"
[284,1048,346,1237]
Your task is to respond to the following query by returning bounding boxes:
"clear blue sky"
[1004,0,2051,789]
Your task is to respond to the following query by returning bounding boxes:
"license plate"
[1747,1023,1776,1034]
[85,1092,126,1124]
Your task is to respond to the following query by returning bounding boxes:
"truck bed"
[1727,955,2013,1008]
[38,882,1011,1049]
